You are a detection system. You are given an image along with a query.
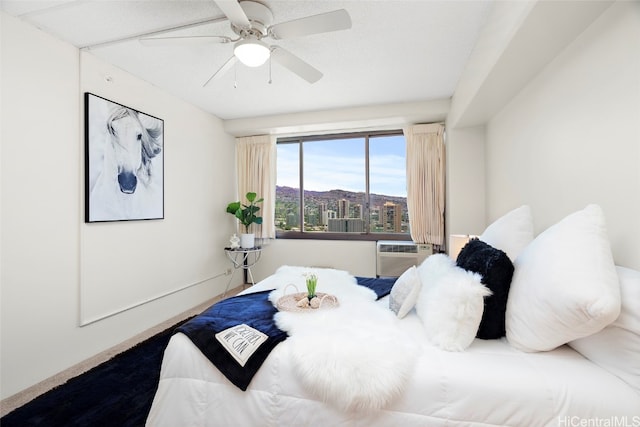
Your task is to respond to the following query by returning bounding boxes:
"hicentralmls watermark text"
[559,416,640,427]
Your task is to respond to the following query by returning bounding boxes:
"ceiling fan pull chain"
[268,54,273,84]
[234,62,238,89]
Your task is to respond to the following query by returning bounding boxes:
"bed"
[146,205,640,426]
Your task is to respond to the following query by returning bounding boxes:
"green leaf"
[245,192,257,203]
[226,201,240,214]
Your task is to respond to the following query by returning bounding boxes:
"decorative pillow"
[505,205,621,352]
[480,205,534,262]
[456,239,514,339]
[416,253,455,292]
[569,266,640,393]
[416,254,491,351]
[389,266,422,318]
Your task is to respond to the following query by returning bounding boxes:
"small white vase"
[240,233,255,249]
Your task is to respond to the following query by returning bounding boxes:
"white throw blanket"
[265,266,418,412]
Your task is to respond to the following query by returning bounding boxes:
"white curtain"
[236,135,276,239]
[404,123,445,246]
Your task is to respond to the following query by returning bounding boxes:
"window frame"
[276,129,411,242]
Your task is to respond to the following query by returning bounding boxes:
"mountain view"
[275,185,408,233]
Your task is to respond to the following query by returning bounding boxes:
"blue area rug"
[1,318,190,427]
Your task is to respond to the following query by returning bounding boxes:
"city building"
[381,202,402,232]
[328,218,365,233]
[337,199,350,218]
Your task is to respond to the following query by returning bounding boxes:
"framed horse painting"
[84,93,164,222]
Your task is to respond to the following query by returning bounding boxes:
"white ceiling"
[1,0,493,121]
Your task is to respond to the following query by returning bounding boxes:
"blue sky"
[277,135,407,197]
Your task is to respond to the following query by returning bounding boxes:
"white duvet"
[146,267,640,427]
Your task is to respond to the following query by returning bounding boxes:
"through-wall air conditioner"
[376,241,433,277]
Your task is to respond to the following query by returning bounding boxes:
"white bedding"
[146,268,640,427]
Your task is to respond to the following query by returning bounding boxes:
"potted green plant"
[305,273,318,301]
[226,192,264,248]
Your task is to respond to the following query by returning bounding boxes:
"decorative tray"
[276,285,339,313]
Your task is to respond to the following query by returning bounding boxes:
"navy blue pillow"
[456,239,514,339]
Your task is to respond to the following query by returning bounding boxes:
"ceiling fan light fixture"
[234,38,270,67]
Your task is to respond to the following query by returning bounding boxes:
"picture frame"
[84,93,164,222]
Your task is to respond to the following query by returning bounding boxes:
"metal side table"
[223,246,262,296]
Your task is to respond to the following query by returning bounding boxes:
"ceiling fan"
[141,0,352,86]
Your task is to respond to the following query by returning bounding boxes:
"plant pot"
[240,233,255,249]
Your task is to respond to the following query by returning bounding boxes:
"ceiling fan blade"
[271,47,323,84]
[269,9,351,40]
[203,56,238,87]
[139,35,230,46]
[214,0,250,28]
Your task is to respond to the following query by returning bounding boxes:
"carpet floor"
[1,319,188,427]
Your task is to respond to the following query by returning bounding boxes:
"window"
[276,130,409,240]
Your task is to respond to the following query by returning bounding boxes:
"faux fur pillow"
[389,266,422,318]
[416,254,491,351]
[416,253,456,292]
[456,239,514,339]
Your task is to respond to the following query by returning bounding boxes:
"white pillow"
[389,266,422,318]
[416,253,455,291]
[416,254,491,351]
[506,205,621,352]
[480,205,534,262]
[569,266,640,393]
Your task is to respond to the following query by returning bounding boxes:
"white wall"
[251,239,377,283]
[445,0,615,249]
[1,12,237,399]
[224,99,451,137]
[448,0,613,128]
[445,126,486,239]
[485,1,640,270]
